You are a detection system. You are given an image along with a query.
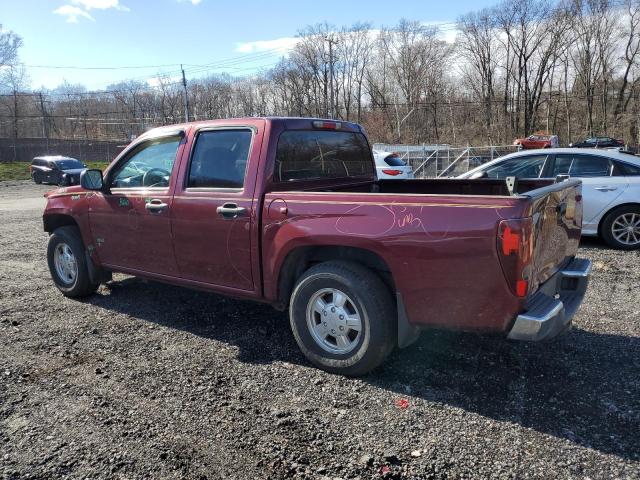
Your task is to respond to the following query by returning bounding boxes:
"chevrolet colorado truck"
[43,117,591,375]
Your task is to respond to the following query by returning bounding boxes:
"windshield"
[55,159,84,169]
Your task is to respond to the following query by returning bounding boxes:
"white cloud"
[53,5,94,23]
[177,0,202,4]
[71,0,129,10]
[235,36,298,54]
[53,0,128,23]
[146,75,182,88]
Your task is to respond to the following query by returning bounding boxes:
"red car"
[513,134,560,149]
[42,118,591,375]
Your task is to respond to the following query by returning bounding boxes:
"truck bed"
[262,177,583,334]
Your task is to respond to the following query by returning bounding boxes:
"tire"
[600,205,640,250]
[33,173,42,184]
[47,226,100,297]
[289,261,396,376]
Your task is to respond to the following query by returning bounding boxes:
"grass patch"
[0,161,110,182]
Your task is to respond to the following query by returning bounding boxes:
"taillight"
[382,169,402,176]
[312,120,342,130]
[497,218,534,298]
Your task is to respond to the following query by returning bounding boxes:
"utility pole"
[39,92,50,154]
[326,36,338,119]
[12,89,18,161]
[181,65,189,123]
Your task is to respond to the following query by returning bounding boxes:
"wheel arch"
[597,202,640,236]
[43,213,79,233]
[276,245,395,309]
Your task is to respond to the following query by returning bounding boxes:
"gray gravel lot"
[1,181,639,479]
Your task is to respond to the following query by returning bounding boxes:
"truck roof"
[138,117,364,141]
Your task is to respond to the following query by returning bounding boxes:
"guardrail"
[372,143,522,178]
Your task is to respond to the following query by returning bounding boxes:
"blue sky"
[1,0,496,90]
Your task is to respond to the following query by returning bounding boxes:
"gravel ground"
[1,181,639,480]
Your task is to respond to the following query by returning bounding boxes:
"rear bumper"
[507,258,592,342]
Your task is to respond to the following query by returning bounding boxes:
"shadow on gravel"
[578,236,610,250]
[86,277,639,462]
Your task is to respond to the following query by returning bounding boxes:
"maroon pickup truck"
[42,118,591,375]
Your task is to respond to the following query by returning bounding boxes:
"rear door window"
[613,161,640,176]
[275,130,373,182]
[187,129,253,189]
[551,154,611,177]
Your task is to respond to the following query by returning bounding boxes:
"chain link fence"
[372,143,522,178]
[0,138,128,163]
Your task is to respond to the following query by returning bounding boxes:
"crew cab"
[42,118,591,375]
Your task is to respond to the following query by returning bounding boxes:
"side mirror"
[80,169,104,191]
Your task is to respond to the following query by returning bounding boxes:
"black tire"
[33,173,42,184]
[289,261,396,376]
[600,205,640,250]
[47,226,100,297]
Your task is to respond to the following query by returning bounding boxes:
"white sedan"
[458,148,640,249]
[373,150,415,180]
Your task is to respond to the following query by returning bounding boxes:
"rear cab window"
[275,130,374,183]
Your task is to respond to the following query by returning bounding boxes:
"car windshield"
[55,159,84,169]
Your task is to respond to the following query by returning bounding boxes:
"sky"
[1,0,497,91]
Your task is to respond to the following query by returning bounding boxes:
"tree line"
[2,0,640,151]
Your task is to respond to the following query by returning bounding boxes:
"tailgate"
[525,179,583,292]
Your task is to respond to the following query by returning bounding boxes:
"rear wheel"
[289,261,396,376]
[47,226,100,297]
[601,205,640,250]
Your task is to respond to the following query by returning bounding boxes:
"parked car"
[42,118,590,375]
[458,148,640,249]
[30,156,87,186]
[570,136,624,149]
[372,150,414,179]
[513,134,559,149]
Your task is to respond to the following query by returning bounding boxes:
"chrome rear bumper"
[508,258,592,341]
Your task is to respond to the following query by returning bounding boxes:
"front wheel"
[33,173,42,184]
[47,226,100,297]
[289,261,396,376]
[601,205,640,250]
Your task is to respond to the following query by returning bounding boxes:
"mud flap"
[396,293,421,348]
[85,247,111,285]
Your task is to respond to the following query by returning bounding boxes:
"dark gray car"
[30,156,87,186]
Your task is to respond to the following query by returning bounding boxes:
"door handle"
[145,199,168,212]
[216,203,247,218]
[594,186,618,192]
